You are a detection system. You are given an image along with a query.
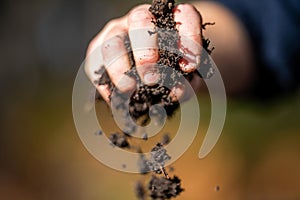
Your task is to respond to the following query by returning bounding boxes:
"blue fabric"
[213,0,300,95]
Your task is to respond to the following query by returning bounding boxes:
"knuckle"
[135,49,158,65]
[175,4,202,23]
[101,36,124,59]
[105,18,120,30]
[178,4,198,14]
[87,36,102,56]
[87,40,96,56]
[87,18,124,56]
[128,4,152,26]
[174,4,202,36]
[103,18,126,39]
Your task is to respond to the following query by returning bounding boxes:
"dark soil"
[109,132,130,148]
[148,175,184,199]
[136,142,184,200]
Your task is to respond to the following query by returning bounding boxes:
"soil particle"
[148,175,184,199]
[109,132,130,148]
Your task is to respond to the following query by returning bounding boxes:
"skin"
[193,1,254,95]
[85,2,254,103]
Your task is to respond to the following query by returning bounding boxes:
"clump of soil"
[128,85,179,122]
[138,143,171,175]
[135,181,147,200]
[136,141,184,200]
[148,175,184,199]
[109,132,130,148]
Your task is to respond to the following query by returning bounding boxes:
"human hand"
[85,3,203,103]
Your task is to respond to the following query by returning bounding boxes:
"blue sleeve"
[212,0,300,97]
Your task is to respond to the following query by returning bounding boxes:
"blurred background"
[0,0,299,199]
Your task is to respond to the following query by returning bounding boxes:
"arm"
[193,1,255,94]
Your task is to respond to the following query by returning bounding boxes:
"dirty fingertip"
[97,84,112,104]
[170,85,185,102]
[117,75,136,93]
[143,71,160,86]
[179,54,201,73]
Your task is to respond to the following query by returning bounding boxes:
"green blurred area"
[0,0,299,199]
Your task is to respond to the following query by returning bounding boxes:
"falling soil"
[94,0,215,199]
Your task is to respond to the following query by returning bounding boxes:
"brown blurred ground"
[0,0,300,199]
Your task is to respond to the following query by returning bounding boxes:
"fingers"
[85,18,126,83]
[169,74,203,103]
[174,4,202,73]
[101,33,136,92]
[101,18,137,95]
[166,4,203,102]
[96,84,111,103]
[86,17,136,103]
[85,4,203,104]
[128,5,160,85]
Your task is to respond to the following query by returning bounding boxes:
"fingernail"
[143,71,160,85]
[118,76,136,92]
[196,55,201,65]
[184,64,197,73]
[170,85,185,101]
[179,59,197,73]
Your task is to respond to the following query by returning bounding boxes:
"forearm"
[192,1,254,95]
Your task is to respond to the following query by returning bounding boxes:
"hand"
[85,4,203,103]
